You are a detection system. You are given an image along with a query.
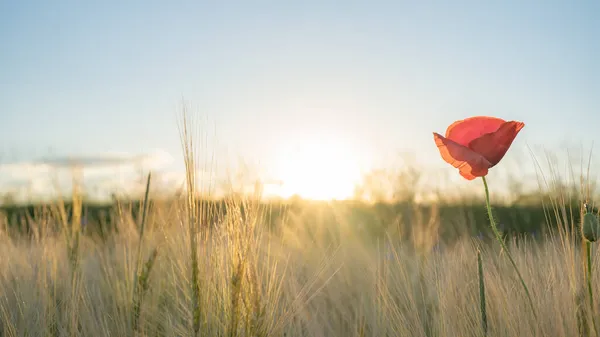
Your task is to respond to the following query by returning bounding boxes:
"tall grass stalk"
[482,176,537,320]
[477,248,488,337]
[178,106,204,336]
[131,172,158,335]
[585,240,596,336]
[54,166,85,337]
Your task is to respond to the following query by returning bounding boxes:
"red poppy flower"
[433,116,524,180]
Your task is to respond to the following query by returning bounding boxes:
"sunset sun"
[272,139,362,200]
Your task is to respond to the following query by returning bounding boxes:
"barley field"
[0,121,598,337]
[0,186,596,337]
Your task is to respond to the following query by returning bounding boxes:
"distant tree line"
[0,197,585,245]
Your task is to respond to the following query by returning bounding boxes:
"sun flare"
[271,139,362,200]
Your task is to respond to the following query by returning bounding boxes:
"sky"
[0,0,599,202]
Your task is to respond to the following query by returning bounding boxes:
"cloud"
[0,149,176,203]
[0,162,52,181]
[35,149,174,177]
[0,149,268,204]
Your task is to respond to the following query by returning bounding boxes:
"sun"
[271,139,362,200]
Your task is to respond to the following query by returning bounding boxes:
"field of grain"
[0,120,598,337]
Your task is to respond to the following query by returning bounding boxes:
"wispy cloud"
[0,149,286,203]
[0,149,177,203]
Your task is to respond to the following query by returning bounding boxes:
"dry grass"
[0,198,597,337]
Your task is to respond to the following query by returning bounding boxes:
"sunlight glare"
[273,139,361,200]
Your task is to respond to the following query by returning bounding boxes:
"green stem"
[586,241,597,335]
[477,248,488,337]
[482,176,537,320]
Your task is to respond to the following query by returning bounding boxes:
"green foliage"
[582,212,600,242]
[0,198,561,243]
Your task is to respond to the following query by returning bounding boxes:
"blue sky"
[0,0,599,200]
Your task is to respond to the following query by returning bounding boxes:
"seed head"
[582,210,600,242]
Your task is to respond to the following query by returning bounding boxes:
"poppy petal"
[445,116,506,147]
[468,121,525,166]
[460,170,477,180]
[433,132,492,180]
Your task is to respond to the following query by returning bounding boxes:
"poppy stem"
[481,176,538,321]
